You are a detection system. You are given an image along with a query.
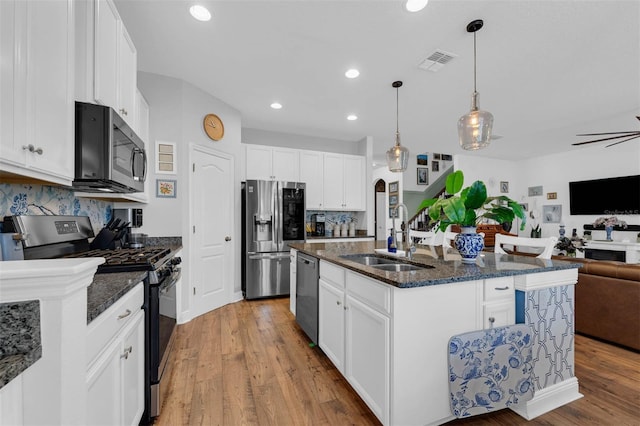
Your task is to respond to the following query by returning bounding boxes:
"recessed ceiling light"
[345,69,360,79]
[270,102,282,109]
[347,114,358,121]
[189,5,211,21]
[405,0,428,12]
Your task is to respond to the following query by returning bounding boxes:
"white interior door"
[376,192,387,241]
[191,145,234,318]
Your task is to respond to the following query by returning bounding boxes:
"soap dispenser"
[387,230,397,253]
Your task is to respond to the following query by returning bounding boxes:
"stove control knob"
[171,257,182,265]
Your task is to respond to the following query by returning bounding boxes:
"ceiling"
[115,0,640,166]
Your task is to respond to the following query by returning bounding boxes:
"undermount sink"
[371,263,425,272]
[341,255,399,266]
[340,254,432,272]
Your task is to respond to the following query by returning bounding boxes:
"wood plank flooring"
[155,297,640,426]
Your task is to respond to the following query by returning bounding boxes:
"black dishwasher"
[296,252,319,344]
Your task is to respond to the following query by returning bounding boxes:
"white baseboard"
[232,291,244,302]
[510,377,583,420]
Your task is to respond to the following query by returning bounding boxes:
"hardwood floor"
[155,297,640,426]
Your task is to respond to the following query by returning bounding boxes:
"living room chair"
[408,229,436,245]
[494,234,557,259]
[442,231,458,248]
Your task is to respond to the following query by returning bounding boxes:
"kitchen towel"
[448,324,534,418]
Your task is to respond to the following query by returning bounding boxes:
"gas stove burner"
[63,247,172,272]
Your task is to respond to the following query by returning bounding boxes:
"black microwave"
[73,101,147,193]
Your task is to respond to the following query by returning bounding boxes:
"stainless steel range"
[2,215,180,424]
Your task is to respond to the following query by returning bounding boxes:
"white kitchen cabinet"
[93,0,118,109]
[90,0,139,130]
[345,294,390,424]
[322,153,365,211]
[317,261,389,423]
[343,155,365,210]
[299,150,324,209]
[86,283,144,426]
[289,248,298,315]
[318,278,346,373]
[0,0,75,186]
[117,25,137,128]
[245,145,299,181]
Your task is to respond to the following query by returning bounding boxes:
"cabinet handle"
[336,300,341,306]
[120,346,133,360]
[494,286,510,291]
[488,317,495,328]
[117,309,132,320]
[119,108,128,116]
[22,144,43,155]
[225,236,231,241]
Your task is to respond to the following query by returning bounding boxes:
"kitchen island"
[290,241,582,426]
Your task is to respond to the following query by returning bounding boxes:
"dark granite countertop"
[305,234,375,240]
[87,271,147,323]
[87,242,182,323]
[289,241,580,289]
[0,300,42,390]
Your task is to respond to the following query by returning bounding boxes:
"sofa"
[508,251,640,351]
[565,257,640,351]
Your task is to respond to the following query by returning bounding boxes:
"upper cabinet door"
[299,151,323,209]
[0,0,74,185]
[271,147,299,182]
[94,0,118,109]
[322,153,345,210]
[118,23,136,128]
[245,145,274,180]
[343,155,365,210]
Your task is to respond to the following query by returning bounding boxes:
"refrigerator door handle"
[248,252,290,260]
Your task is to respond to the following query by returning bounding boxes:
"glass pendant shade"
[458,19,493,151]
[386,132,410,172]
[387,80,409,172]
[458,91,493,150]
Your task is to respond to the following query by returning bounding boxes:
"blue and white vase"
[454,226,485,264]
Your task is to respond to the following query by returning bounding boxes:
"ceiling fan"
[572,116,640,147]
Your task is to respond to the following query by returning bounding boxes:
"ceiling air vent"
[418,50,457,72]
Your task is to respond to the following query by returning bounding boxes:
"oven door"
[149,266,180,418]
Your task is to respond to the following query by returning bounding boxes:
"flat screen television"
[569,175,640,215]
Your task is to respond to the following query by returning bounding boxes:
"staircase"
[407,165,453,231]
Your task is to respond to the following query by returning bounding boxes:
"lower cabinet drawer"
[346,271,391,315]
[87,283,143,365]
[484,277,514,302]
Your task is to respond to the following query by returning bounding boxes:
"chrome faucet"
[392,203,416,259]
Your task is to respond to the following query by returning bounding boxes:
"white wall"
[402,152,453,192]
[136,72,243,319]
[454,142,640,239]
[242,128,363,155]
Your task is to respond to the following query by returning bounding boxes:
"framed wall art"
[156,179,177,198]
[389,181,399,218]
[542,204,562,223]
[432,160,439,172]
[417,154,428,165]
[417,167,428,185]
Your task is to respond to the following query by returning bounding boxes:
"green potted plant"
[418,170,526,263]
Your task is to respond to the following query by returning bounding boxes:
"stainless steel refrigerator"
[241,180,306,299]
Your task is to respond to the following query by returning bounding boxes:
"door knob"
[225,236,231,241]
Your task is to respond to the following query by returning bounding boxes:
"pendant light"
[386,81,409,172]
[458,19,493,150]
